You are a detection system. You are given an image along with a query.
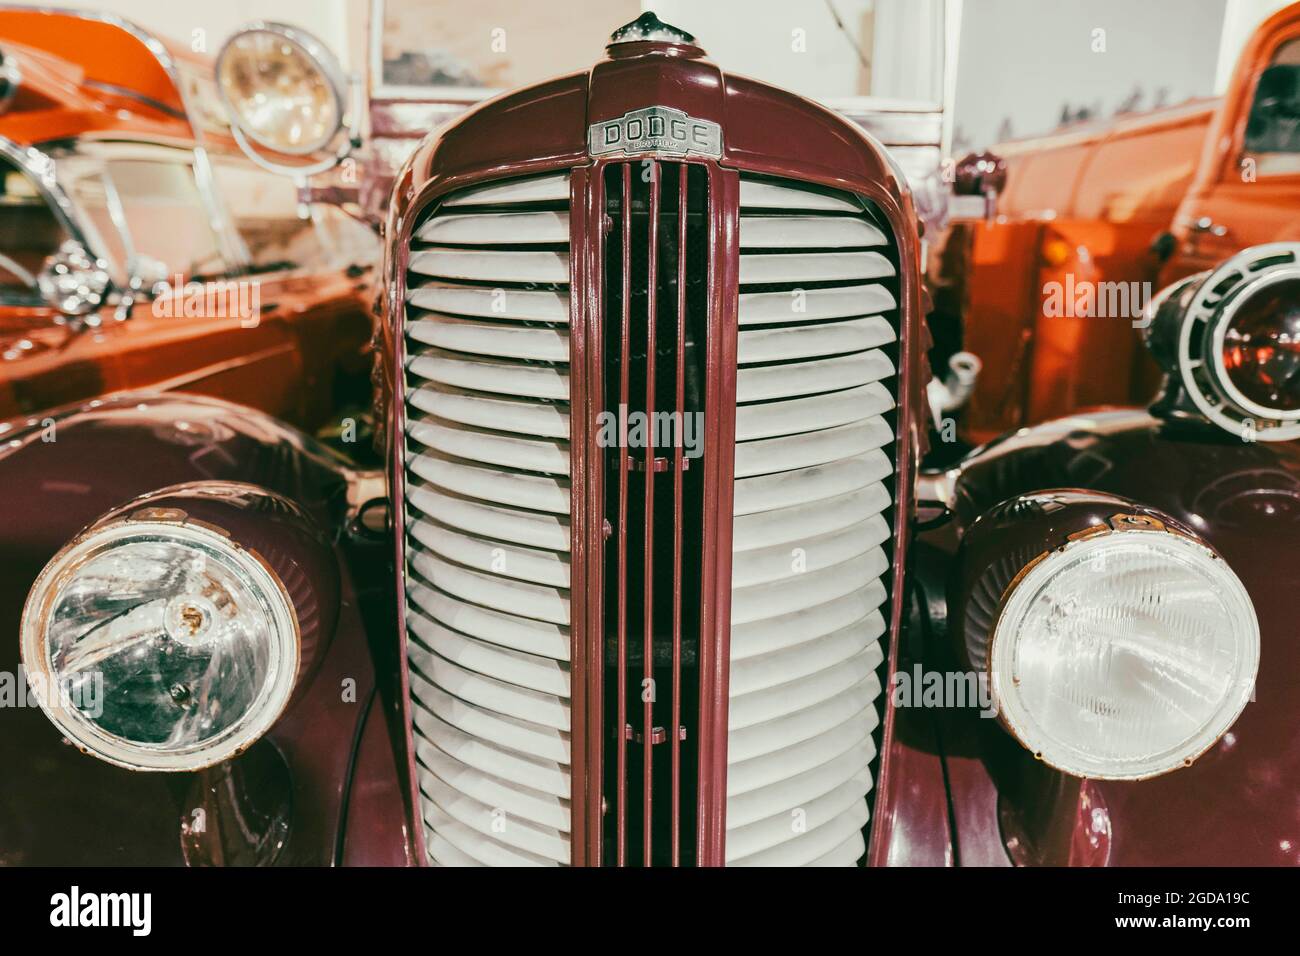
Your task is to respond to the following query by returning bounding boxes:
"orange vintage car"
[945,2,1300,446]
[0,9,378,435]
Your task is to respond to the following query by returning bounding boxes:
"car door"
[1166,24,1300,278]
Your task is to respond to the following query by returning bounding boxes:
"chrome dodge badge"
[588,106,722,159]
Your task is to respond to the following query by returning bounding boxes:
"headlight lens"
[216,25,343,155]
[20,518,299,771]
[990,528,1259,780]
[1219,274,1300,414]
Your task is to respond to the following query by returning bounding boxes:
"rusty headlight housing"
[955,492,1260,781]
[20,489,303,772]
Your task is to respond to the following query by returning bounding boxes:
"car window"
[63,168,131,284]
[1244,37,1300,173]
[0,156,70,301]
[105,158,226,280]
[212,162,318,273]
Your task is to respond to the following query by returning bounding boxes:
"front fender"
[920,409,1300,865]
[0,393,404,865]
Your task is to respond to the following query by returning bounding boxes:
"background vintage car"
[0,9,379,436]
[945,1,1300,446]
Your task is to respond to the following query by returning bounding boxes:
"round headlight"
[1173,243,1300,440]
[989,525,1259,780]
[20,517,299,771]
[216,23,345,156]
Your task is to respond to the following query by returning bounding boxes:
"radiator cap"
[609,11,695,45]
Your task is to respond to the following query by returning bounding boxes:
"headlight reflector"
[20,518,299,771]
[990,527,1259,780]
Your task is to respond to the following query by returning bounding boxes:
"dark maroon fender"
[880,409,1300,866]
[0,393,410,865]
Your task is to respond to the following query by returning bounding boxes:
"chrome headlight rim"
[1177,242,1300,440]
[19,515,301,772]
[215,20,347,157]
[987,521,1260,781]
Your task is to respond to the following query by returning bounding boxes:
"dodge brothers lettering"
[588,105,723,159]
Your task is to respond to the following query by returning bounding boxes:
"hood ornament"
[609,11,695,45]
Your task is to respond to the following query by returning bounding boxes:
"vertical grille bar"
[670,164,688,866]
[615,162,632,867]
[696,166,740,866]
[570,166,604,867]
[642,165,660,865]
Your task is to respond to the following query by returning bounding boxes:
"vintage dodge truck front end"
[7,12,1275,869]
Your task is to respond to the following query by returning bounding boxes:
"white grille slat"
[406,578,570,661]
[408,285,569,323]
[726,739,875,829]
[416,210,569,245]
[407,385,569,439]
[728,175,895,867]
[734,487,890,553]
[441,173,569,207]
[421,801,561,867]
[725,769,874,863]
[732,451,891,517]
[734,417,893,479]
[416,737,570,831]
[731,519,881,589]
[409,248,569,285]
[729,645,884,733]
[736,316,895,364]
[408,518,569,588]
[739,178,862,213]
[808,833,867,866]
[407,484,570,552]
[731,612,886,696]
[407,351,568,401]
[728,801,870,867]
[408,604,570,697]
[409,550,569,626]
[406,174,577,866]
[732,585,887,660]
[739,250,894,285]
[731,549,887,626]
[734,383,893,441]
[740,215,887,249]
[407,417,570,476]
[420,768,570,863]
[738,284,896,325]
[736,350,894,402]
[407,454,570,516]
[413,705,569,798]
[407,317,569,362]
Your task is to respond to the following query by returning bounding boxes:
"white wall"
[952,0,1230,150]
[4,0,351,67]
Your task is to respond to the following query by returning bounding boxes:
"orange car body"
[0,9,377,431]
[953,2,1300,445]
